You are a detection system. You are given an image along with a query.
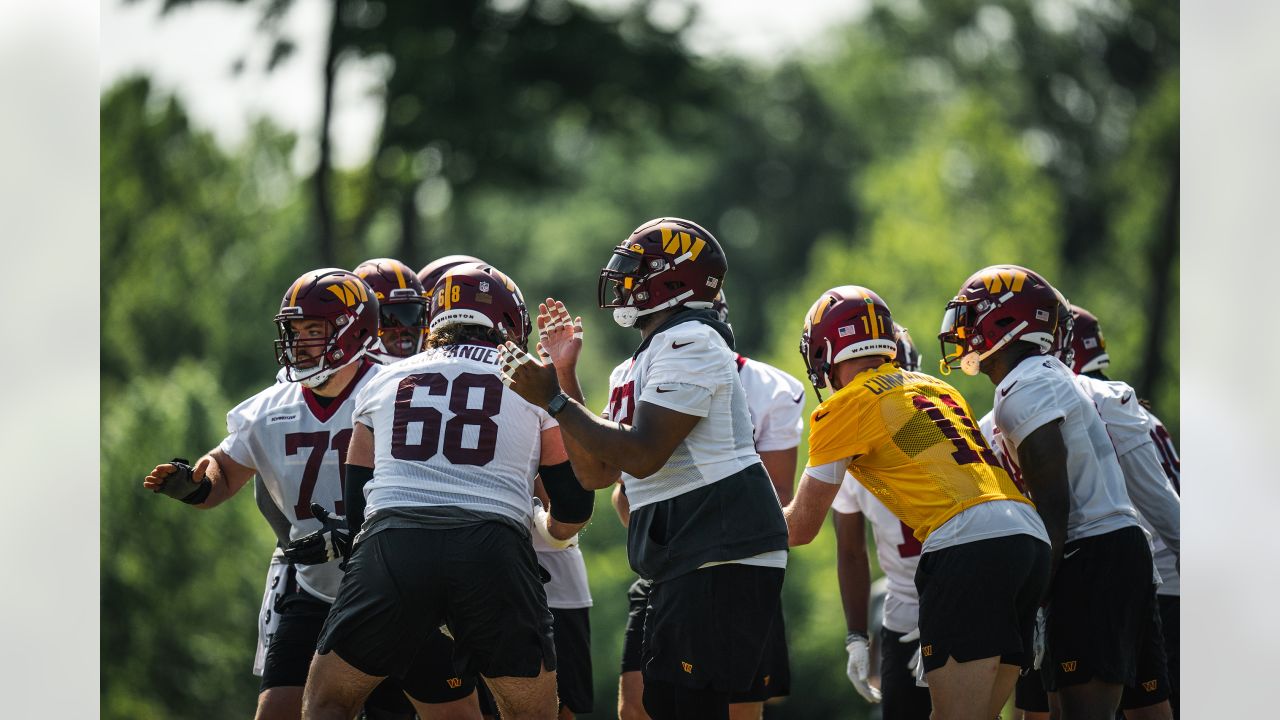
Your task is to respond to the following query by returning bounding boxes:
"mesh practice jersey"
[992,356,1138,543]
[805,363,1032,542]
[354,344,556,526]
[219,360,380,602]
[604,321,760,510]
[832,473,921,633]
[736,355,805,453]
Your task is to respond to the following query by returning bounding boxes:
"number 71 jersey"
[219,360,381,602]
[807,364,1030,541]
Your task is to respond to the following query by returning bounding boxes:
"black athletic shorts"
[551,607,594,714]
[1015,668,1050,713]
[259,573,413,713]
[914,532,1050,673]
[1120,589,1171,710]
[620,576,652,674]
[879,626,932,720]
[1042,526,1155,691]
[317,522,556,685]
[643,564,785,692]
[728,602,790,703]
[1159,594,1180,718]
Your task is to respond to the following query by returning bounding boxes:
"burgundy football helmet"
[418,254,484,299]
[599,217,728,328]
[938,265,1061,376]
[274,268,380,387]
[428,263,532,346]
[354,258,429,361]
[894,323,922,372]
[799,286,897,397]
[1068,304,1109,374]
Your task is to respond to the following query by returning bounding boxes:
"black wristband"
[345,464,374,534]
[539,461,594,523]
[180,479,213,505]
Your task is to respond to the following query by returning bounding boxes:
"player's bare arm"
[759,447,798,506]
[832,510,870,636]
[1015,420,1071,587]
[535,427,592,541]
[142,448,254,509]
[536,297,623,488]
[610,483,631,527]
[500,341,700,485]
[784,474,841,546]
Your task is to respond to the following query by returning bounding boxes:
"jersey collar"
[302,359,374,422]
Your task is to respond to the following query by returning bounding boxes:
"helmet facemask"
[599,247,705,328]
[375,290,429,361]
[274,311,366,388]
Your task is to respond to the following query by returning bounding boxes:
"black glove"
[283,503,352,567]
[159,458,212,504]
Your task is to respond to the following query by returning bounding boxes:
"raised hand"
[536,298,583,368]
[498,341,562,409]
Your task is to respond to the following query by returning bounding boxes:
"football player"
[355,258,431,362]
[831,324,932,720]
[302,263,593,720]
[1060,304,1179,720]
[611,290,804,720]
[418,254,483,297]
[785,285,1049,720]
[940,265,1153,720]
[500,218,789,720]
[143,269,479,720]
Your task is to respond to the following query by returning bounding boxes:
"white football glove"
[900,627,929,687]
[532,498,574,550]
[845,632,882,703]
[1032,606,1048,670]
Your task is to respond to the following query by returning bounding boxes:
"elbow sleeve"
[540,461,594,524]
[345,464,374,534]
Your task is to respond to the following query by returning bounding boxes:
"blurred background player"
[941,265,1151,720]
[788,285,1048,720]
[611,290,804,720]
[831,324,932,720]
[501,218,789,720]
[303,263,591,720]
[142,268,448,720]
[355,258,431,363]
[418,254,484,299]
[1061,304,1179,720]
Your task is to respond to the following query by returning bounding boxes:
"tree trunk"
[312,0,343,266]
[1138,163,1178,401]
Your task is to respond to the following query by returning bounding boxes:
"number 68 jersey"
[353,344,557,527]
[218,360,381,602]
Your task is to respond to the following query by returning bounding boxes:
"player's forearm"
[194,454,240,509]
[833,513,871,635]
[759,447,798,506]
[611,483,631,527]
[784,475,838,546]
[1119,445,1180,558]
[554,401,669,483]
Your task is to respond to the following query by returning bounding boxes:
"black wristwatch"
[546,392,572,417]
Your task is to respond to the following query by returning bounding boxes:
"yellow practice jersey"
[807,363,1031,541]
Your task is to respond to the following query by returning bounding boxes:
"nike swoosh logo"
[1000,380,1019,397]
[671,341,694,349]
[1063,548,1080,560]
[655,387,676,393]
[1121,392,1133,404]
[814,411,830,421]
[792,393,804,404]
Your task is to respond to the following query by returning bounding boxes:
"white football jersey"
[832,473,920,634]
[1149,416,1181,595]
[736,355,805,453]
[252,550,288,677]
[535,545,593,609]
[1075,375,1181,595]
[604,322,760,510]
[219,360,380,602]
[992,356,1138,543]
[354,344,556,525]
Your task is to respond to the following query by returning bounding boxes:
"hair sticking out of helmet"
[938,265,1061,376]
[354,258,429,361]
[894,323,922,372]
[417,255,484,299]
[1068,304,1109,374]
[799,286,898,400]
[599,217,728,328]
[274,268,380,388]
[427,263,532,347]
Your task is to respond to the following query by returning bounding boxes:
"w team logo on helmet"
[598,217,728,328]
[428,263,532,346]
[274,268,379,387]
[799,286,897,398]
[938,265,1061,376]
[355,258,429,361]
